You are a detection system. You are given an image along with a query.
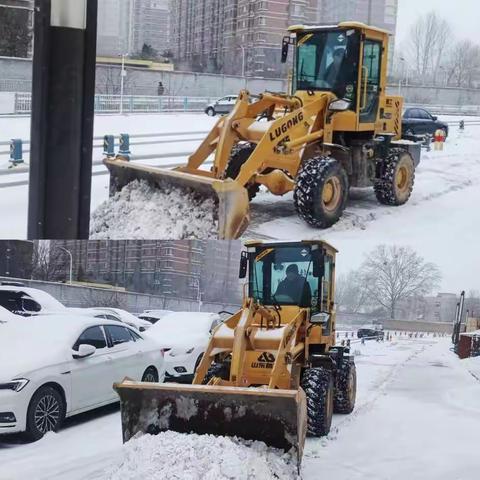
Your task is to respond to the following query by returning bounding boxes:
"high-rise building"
[97,0,170,57]
[129,0,170,55]
[170,0,319,76]
[51,240,242,305]
[97,0,132,56]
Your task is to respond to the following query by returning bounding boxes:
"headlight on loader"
[329,99,351,111]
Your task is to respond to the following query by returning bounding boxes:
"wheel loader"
[105,21,421,239]
[114,240,357,467]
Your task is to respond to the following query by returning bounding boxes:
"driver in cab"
[275,264,312,305]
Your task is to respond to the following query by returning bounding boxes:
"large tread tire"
[334,361,357,414]
[225,144,260,200]
[374,148,415,206]
[25,386,66,441]
[202,362,230,385]
[301,367,334,437]
[294,156,349,228]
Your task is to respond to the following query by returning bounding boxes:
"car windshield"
[249,246,320,310]
[295,28,360,102]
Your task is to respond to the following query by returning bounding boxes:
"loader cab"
[285,22,390,129]
[244,242,336,314]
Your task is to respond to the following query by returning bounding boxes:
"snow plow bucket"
[113,381,307,465]
[104,158,250,239]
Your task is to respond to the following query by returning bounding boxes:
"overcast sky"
[396,0,478,46]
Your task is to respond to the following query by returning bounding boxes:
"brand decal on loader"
[252,352,275,369]
[269,112,304,141]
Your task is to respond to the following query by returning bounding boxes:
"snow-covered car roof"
[146,312,220,347]
[139,309,172,320]
[0,315,128,382]
[0,286,66,312]
[85,308,151,327]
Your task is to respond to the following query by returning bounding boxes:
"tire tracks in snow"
[304,341,435,460]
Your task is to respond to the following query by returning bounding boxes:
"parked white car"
[0,286,66,316]
[138,309,173,325]
[0,306,21,324]
[146,312,223,381]
[0,315,165,440]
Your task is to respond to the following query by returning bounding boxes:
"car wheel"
[26,386,65,441]
[142,367,159,383]
[206,107,215,117]
[405,128,414,136]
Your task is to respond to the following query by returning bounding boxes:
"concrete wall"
[0,277,241,315]
[386,84,480,106]
[337,312,452,333]
[382,320,453,334]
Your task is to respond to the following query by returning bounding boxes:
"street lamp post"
[240,46,247,88]
[57,246,73,284]
[120,53,128,115]
[191,277,202,311]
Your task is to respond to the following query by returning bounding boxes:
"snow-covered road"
[0,113,479,290]
[1,337,478,480]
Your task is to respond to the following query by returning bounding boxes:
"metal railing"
[6,92,480,116]
[10,93,215,115]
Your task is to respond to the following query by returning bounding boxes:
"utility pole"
[57,246,73,284]
[28,0,98,239]
[120,53,128,114]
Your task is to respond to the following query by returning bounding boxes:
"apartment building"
[170,0,319,76]
[51,240,242,305]
[97,0,132,57]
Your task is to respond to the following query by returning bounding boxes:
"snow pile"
[104,431,298,480]
[90,180,218,239]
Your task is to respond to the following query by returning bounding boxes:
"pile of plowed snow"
[104,431,298,480]
[90,180,218,239]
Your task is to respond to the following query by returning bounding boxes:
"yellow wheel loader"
[105,22,420,239]
[114,240,357,467]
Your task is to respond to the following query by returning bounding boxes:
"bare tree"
[407,12,452,83]
[80,289,127,309]
[359,245,442,320]
[31,241,65,282]
[448,40,480,87]
[335,270,370,313]
[96,67,138,95]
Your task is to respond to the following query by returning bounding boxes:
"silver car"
[204,95,238,116]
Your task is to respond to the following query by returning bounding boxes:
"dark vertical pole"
[28,0,97,239]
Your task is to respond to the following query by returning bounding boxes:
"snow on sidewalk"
[97,431,298,480]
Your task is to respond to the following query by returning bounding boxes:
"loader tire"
[374,149,415,206]
[226,144,260,200]
[202,362,230,384]
[301,367,334,437]
[294,156,348,228]
[334,361,357,414]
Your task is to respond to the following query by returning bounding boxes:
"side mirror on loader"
[312,249,325,278]
[239,251,248,279]
[281,37,290,63]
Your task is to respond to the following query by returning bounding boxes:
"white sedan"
[0,306,21,323]
[0,315,165,440]
[146,312,222,381]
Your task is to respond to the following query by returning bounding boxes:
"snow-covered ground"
[1,337,479,480]
[0,113,479,290]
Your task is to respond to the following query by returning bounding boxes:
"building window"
[258,17,266,26]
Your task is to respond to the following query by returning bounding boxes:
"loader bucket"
[104,158,250,239]
[113,381,307,465]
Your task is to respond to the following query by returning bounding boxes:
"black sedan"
[402,108,449,138]
[357,328,385,340]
